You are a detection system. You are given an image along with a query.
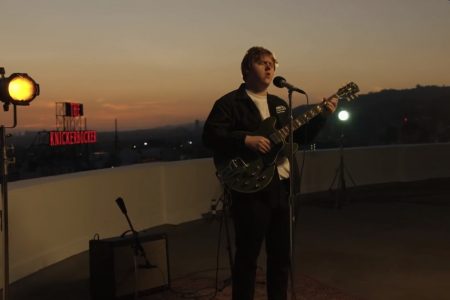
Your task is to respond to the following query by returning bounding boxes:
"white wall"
[2,143,450,283]
[6,159,222,283]
[299,143,450,193]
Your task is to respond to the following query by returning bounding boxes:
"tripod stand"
[328,131,356,208]
[214,187,234,291]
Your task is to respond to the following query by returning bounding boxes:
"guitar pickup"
[230,158,248,169]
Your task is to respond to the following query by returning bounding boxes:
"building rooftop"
[8,177,450,300]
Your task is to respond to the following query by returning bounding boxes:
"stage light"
[0,69,40,107]
[0,67,40,300]
[338,110,350,122]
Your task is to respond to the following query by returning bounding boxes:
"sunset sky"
[2,0,449,132]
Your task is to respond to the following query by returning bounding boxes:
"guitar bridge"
[217,158,248,183]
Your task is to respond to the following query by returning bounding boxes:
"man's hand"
[245,135,271,154]
[322,96,338,115]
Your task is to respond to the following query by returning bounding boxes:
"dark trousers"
[230,176,290,300]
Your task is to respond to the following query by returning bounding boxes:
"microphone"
[115,197,127,214]
[273,76,306,94]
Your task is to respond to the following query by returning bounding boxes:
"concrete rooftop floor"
[8,177,450,300]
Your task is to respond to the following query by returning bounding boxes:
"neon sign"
[65,102,83,117]
[50,130,97,146]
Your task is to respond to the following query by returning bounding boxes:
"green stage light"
[0,69,40,106]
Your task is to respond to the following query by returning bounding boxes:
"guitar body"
[216,117,297,193]
[214,82,359,194]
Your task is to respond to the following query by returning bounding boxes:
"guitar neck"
[268,81,359,145]
[270,98,332,143]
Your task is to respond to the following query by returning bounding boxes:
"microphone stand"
[116,198,152,268]
[115,197,153,299]
[287,89,296,298]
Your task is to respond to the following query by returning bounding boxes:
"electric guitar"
[215,82,359,193]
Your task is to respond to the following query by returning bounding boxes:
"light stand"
[0,67,39,300]
[328,111,356,208]
[1,106,18,300]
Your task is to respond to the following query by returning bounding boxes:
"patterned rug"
[141,270,362,300]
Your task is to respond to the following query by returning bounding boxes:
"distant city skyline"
[2,0,449,132]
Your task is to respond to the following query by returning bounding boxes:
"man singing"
[202,46,338,300]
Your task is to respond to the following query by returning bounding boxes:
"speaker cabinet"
[89,232,170,300]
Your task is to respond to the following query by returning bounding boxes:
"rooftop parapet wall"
[3,143,450,284]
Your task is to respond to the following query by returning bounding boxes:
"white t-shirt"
[246,90,290,179]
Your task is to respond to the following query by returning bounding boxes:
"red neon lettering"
[49,131,97,146]
[50,132,55,146]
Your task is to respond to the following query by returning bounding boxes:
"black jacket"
[202,83,326,167]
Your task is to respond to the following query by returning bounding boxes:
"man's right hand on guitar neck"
[245,135,271,154]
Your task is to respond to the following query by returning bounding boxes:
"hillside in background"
[302,85,450,148]
[94,84,450,150]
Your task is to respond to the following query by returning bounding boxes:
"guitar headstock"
[336,82,359,102]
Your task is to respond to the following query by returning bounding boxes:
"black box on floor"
[89,232,170,300]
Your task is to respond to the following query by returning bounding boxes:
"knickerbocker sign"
[49,130,97,146]
[50,102,97,147]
